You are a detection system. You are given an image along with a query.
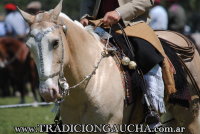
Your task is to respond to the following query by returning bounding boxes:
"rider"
[166,0,186,33]
[80,0,176,129]
[4,3,28,41]
[149,0,168,30]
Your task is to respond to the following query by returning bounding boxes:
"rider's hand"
[80,18,89,26]
[102,10,121,26]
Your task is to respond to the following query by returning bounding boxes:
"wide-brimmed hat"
[27,1,42,9]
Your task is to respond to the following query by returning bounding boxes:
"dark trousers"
[112,34,164,74]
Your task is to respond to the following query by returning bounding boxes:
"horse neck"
[63,21,103,86]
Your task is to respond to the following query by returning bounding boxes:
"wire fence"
[0,102,53,109]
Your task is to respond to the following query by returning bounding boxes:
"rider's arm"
[80,0,96,26]
[103,0,154,25]
[115,0,154,21]
[80,0,96,20]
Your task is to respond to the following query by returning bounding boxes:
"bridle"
[28,23,110,103]
[29,22,111,124]
[29,24,64,81]
[29,23,71,101]
[28,22,118,125]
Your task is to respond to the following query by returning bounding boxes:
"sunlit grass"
[0,96,34,105]
[0,97,55,134]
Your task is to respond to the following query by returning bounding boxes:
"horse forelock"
[84,26,101,41]
[34,11,52,23]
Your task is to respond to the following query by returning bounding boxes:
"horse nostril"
[51,88,62,99]
[52,88,57,96]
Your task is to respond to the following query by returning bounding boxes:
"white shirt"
[0,21,6,36]
[5,11,28,36]
[149,5,168,30]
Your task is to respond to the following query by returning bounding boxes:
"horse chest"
[60,101,111,124]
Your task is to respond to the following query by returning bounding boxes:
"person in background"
[149,0,168,30]
[0,16,6,37]
[167,0,186,33]
[26,1,42,15]
[4,3,28,40]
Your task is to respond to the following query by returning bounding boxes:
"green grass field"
[0,97,55,134]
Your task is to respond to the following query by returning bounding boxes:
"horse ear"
[17,7,35,25]
[50,0,63,23]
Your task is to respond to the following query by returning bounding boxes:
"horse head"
[18,0,70,102]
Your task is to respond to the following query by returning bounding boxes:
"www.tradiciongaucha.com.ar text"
[14,124,185,133]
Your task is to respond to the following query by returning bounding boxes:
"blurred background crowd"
[0,0,199,104]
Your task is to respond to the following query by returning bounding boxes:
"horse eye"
[52,40,59,49]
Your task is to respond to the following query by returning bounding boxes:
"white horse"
[18,0,200,133]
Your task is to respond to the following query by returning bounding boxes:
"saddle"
[115,23,177,95]
[155,31,200,107]
[89,20,199,106]
[115,23,199,99]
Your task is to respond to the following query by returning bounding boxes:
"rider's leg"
[143,64,165,129]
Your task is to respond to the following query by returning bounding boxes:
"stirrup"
[145,111,162,129]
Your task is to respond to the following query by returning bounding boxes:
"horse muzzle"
[39,80,62,102]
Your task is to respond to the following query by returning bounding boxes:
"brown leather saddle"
[90,20,199,107]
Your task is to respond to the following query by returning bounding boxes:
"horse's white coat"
[59,13,101,41]
[19,1,200,133]
[59,12,73,22]
[27,29,53,80]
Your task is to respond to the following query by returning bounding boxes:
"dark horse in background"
[0,37,39,103]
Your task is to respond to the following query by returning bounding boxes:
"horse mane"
[59,13,100,41]
[84,25,101,40]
